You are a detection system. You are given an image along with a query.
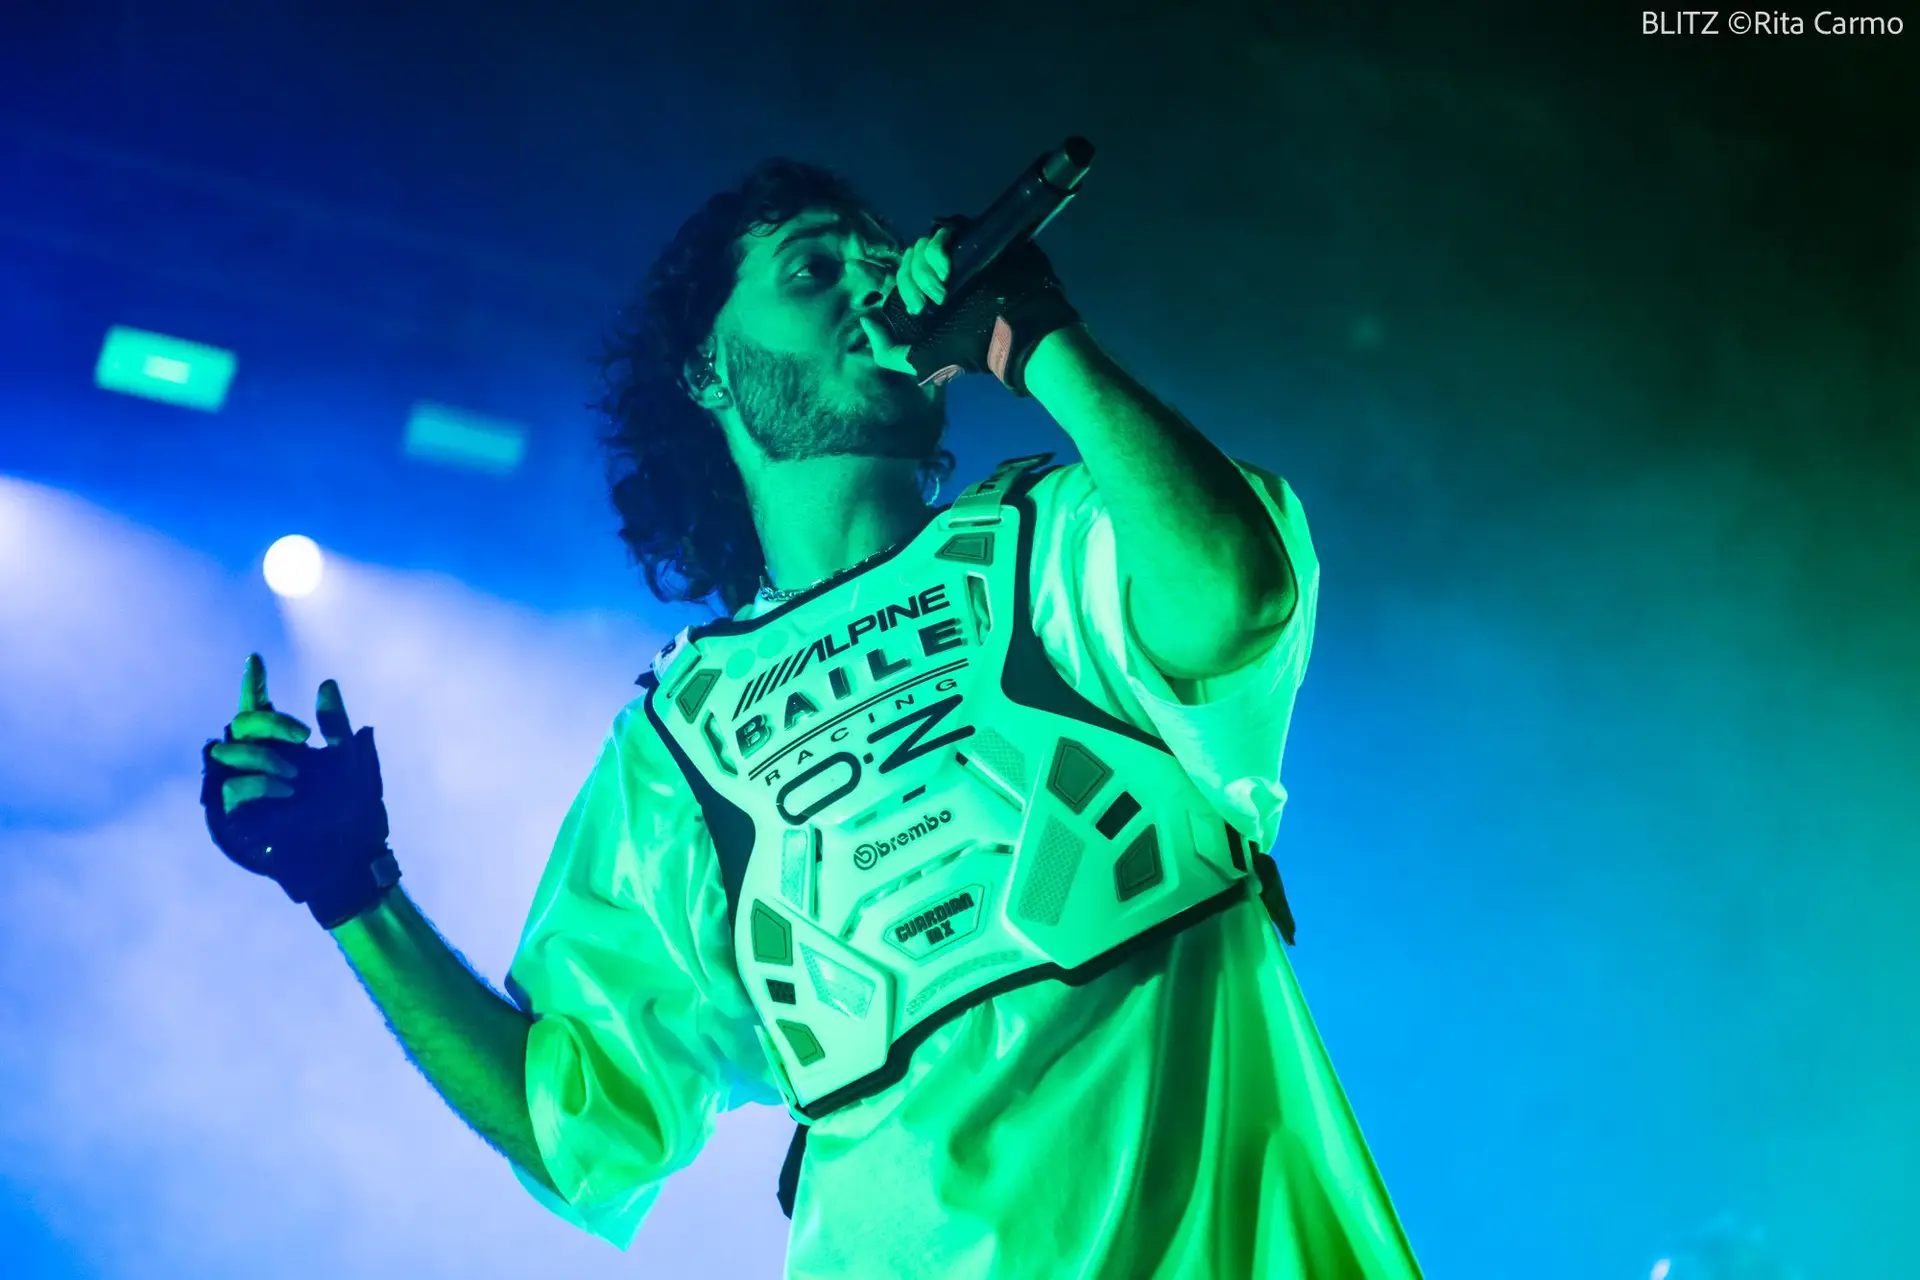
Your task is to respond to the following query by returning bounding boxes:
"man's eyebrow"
[770,219,899,260]
[772,220,845,257]
[773,226,830,256]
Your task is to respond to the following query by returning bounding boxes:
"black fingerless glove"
[200,726,401,930]
[882,215,1081,397]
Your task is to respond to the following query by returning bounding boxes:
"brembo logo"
[853,809,954,870]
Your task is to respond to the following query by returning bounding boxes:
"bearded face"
[709,207,947,465]
[723,326,945,464]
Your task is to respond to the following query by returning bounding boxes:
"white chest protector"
[636,453,1294,1129]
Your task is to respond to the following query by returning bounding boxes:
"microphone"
[880,137,1095,347]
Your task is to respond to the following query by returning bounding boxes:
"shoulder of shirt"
[1025,458,1095,521]
[1026,456,1293,519]
[602,689,674,766]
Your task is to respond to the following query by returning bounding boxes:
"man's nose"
[847,259,892,311]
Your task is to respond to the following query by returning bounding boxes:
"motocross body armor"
[635,455,1295,1209]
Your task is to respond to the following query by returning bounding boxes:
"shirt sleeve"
[503,700,782,1249]
[1026,458,1321,851]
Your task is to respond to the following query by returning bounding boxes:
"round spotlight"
[263,534,324,598]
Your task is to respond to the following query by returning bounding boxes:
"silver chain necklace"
[756,532,914,604]
[755,484,943,606]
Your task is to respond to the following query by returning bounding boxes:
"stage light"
[1651,1260,1671,1280]
[94,325,237,411]
[404,401,527,475]
[263,535,324,598]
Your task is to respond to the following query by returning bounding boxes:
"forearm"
[1024,324,1296,676]
[330,886,557,1194]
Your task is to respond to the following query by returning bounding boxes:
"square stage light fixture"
[404,401,528,476]
[94,325,237,411]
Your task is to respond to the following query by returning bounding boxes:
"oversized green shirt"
[506,460,1422,1278]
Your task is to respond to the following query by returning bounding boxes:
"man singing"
[201,156,1423,1278]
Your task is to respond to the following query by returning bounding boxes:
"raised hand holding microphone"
[859,221,1080,397]
[201,654,400,930]
[858,137,1093,397]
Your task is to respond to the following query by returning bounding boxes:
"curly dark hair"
[596,158,958,618]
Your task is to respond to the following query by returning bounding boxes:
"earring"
[694,362,728,406]
[928,474,942,505]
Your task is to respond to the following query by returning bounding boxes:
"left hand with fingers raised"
[859,218,1082,397]
[200,656,400,931]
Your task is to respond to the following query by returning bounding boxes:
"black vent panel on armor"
[935,531,995,564]
[1095,791,1141,839]
[1225,825,1248,873]
[1046,739,1113,813]
[752,902,793,965]
[1115,826,1165,901]
[768,979,797,1005]
[675,667,719,721]
[778,1020,825,1066]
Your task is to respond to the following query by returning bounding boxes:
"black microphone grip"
[882,137,1094,347]
[945,137,1094,292]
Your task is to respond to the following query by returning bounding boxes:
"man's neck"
[746,455,932,595]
